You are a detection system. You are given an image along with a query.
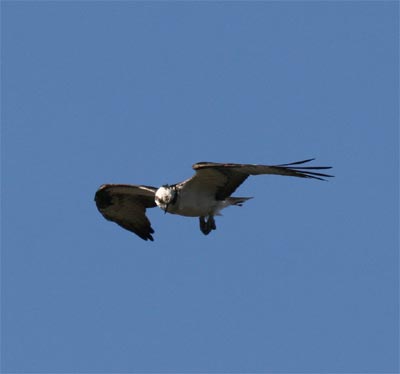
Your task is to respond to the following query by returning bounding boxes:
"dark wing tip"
[138,232,154,241]
[277,158,316,166]
[275,158,334,181]
[133,224,155,241]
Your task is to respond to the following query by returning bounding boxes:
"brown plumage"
[95,159,333,241]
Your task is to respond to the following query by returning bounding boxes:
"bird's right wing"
[94,184,157,241]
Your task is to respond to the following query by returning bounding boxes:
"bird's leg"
[199,216,216,235]
[199,217,210,235]
[208,215,216,231]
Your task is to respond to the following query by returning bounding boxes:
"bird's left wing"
[187,158,333,200]
[94,184,158,241]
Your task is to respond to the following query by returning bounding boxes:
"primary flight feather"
[95,158,333,241]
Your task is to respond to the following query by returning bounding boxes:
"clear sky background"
[2,2,398,373]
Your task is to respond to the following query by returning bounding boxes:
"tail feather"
[227,197,253,207]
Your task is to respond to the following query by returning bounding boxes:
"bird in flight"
[95,159,333,241]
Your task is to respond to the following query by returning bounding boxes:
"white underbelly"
[168,190,221,217]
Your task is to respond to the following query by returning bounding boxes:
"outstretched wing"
[183,158,333,201]
[94,184,157,241]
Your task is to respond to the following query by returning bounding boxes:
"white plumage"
[95,159,333,241]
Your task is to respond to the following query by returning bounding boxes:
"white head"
[155,185,176,212]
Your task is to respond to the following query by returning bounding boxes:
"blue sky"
[2,1,398,373]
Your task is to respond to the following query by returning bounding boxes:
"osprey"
[95,159,333,241]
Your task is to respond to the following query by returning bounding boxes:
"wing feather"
[94,184,157,241]
[190,159,333,200]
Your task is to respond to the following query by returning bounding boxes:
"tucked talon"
[199,216,216,235]
[208,216,216,231]
[199,217,209,235]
